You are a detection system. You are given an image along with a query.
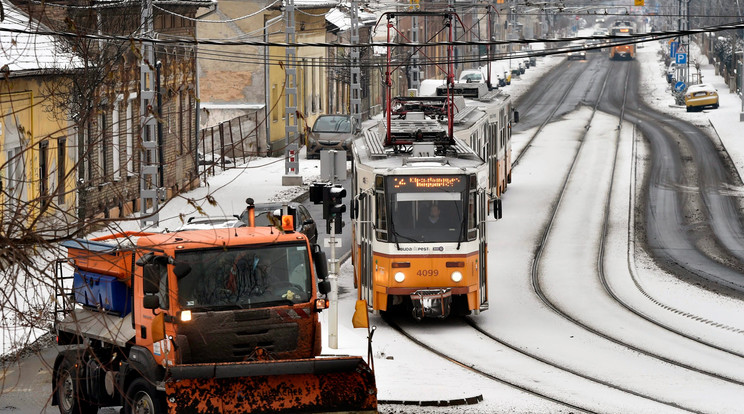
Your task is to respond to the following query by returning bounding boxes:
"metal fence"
[199,113,262,176]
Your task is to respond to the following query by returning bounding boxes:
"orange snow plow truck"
[51,206,377,414]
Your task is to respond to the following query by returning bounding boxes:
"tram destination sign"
[391,176,465,190]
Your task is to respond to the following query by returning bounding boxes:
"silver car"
[306,115,360,159]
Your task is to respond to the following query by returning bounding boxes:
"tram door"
[478,191,488,307]
[359,194,374,304]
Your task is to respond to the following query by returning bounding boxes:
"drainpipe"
[195,2,218,179]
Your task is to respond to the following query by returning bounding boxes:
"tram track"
[382,314,594,414]
[380,61,695,412]
[512,59,597,167]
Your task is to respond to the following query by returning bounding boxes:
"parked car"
[239,201,319,245]
[306,114,360,159]
[684,83,719,112]
[175,215,245,231]
[178,202,318,245]
[458,69,485,83]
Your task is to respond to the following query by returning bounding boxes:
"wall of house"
[196,1,268,154]
[0,76,77,234]
[266,8,329,156]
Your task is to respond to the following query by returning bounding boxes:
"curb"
[379,394,484,407]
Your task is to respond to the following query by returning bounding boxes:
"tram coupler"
[410,289,452,320]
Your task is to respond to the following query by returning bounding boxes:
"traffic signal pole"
[326,183,345,349]
[329,218,338,349]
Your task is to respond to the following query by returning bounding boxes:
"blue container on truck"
[72,270,131,315]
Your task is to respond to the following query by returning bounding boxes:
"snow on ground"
[325,37,744,412]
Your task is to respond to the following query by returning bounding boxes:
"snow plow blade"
[165,356,377,413]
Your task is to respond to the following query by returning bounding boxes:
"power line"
[3,19,744,49]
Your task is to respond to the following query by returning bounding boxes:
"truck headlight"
[180,310,192,322]
[451,271,463,283]
[394,272,406,283]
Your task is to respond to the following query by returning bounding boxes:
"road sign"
[674,81,686,92]
[634,0,644,5]
[670,41,678,57]
[676,53,687,65]
[324,237,342,247]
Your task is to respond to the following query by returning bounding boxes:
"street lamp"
[737,51,744,121]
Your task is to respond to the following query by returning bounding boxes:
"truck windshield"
[175,243,312,310]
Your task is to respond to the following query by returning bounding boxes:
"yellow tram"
[350,93,516,319]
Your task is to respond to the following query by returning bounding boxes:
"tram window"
[375,192,388,241]
[468,192,477,240]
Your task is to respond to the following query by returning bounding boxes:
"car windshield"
[313,116,352,133]
[460,72,482,82]
[176,243,312,309]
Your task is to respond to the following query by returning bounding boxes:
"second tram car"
[350,94,516,319]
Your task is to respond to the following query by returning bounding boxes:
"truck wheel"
[125,378,163,414]
[56,358,97,414]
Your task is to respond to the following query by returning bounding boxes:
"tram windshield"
[385,176,468,243]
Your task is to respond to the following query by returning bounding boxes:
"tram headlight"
[451,271,463,283]
[394,272,406,283]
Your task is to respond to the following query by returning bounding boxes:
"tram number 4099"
[417,269,439,277]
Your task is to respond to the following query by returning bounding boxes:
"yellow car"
[684,83,719,112]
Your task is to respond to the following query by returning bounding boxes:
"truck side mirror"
[143,264,161,294]
[493,199,503,220]
[143,295,160,310]
[313,248,328,280]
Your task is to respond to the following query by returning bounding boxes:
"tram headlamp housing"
[394,272,406,283]
[451,271,463,283]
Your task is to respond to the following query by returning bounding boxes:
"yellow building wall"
[267,9,329,153]
[0,76,77,228]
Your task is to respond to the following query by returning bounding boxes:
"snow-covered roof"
[0,0,81,76]
[283,0,338,9]
[326,6,377,33]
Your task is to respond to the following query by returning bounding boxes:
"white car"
[458,69,485,83]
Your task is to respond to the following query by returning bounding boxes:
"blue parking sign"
[676,53,687,64]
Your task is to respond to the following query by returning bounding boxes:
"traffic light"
[324,185,346,234]
[309,182,326,205]
[328,185,346,217]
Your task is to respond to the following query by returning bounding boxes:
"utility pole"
[139,0,162,227]
[282,0,302,186]
[350,0,362,122]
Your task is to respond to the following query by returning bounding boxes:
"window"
[311,58,317,113]
[113,97,122,180]
[57,138,66,205]
[39,140,48,197]
[6,147,24,209]
[179,90,184,155]
[126,93,136,176]
[271,85,279,122]
[99,112,108,181]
